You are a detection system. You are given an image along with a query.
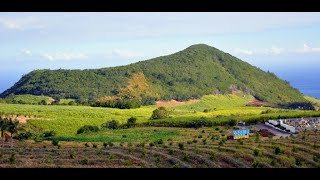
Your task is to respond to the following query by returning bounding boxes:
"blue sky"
[0,12,320,97]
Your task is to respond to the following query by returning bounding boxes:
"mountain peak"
[0,45,305,105]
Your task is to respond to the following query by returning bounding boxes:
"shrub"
[187,117,211,128]
[43,130,56,137]
[183,153,190,161]
[198,135,202,138]
[274,147,281,155]
[92,143,98,148]
[201,130,205,133]
[52,139,59,146]
[103,142,108,148]
[0,149,4,158]
[77,125,99,134]
[215,127,220,131]
[15,131,33,141]
[70,151,76,159]
[149,142,155,147]
[253,149,259,156]
[84,143,90,147]
[168,149,174,155]
[108,142,114,147]
[193,139,198,143]
[126,117,137,128]
[122,135,127,138]
[270,159,276,166]
[203,109,209,113]
[9,151,16,163]
[81,157,89,165]
[68,101,76,106]
[102,120,119,130]
[228,119,238,126]
[155,139,163,145]
[202,139,207,145]
[210,153,216,161]
[151,108,168,120]
[178,142,184,150]
[295,158,302,166]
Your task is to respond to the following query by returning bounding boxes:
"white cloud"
[42,52,87,61]
[233,48,253,55]
[111,49,142,58]
[265,47,285,55]
[294,44,320,53]
[20,49,32,56]
[0,17,44,30]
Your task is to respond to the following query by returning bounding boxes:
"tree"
[7,119,19,138]
[0,118,9,138]
[151,107,168,120]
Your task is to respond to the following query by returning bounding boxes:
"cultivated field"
[0,127,319,168]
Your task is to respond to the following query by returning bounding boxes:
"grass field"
[1,99,320,141]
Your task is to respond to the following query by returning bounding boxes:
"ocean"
[274,69,320,99]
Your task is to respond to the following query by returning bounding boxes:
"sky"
[0,12,319,98]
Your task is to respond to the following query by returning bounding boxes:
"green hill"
[0,44,305,105]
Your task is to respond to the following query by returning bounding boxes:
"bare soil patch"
[0,114,41,124]
[247,98,268,107]
[156,99,200,108]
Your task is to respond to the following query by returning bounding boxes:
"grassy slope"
[305,96,320,106]
[7,94,52,104]
[170,94,254,112]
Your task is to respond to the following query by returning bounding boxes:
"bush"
[43,130,56,137]
[52,139,59,146]
[15,131,33,141]
[155,139,163,145]
[9,151,16,163]
[102,120,119,130]
[149,142,155,147]
[178,142,184,150]
[228,119,237,127]
[187,117,211,128]
[81,157,89,165]
[183,153,190,161]
[68,101,76,106]
[126,117,137,128]
[84,143,90,147]
[150,107,168,120]
[253,149,259,156]
[295,158,302,166]
[203,109,209,113]
[103,142,108,148]
[274,147,281,155]
[77,125,99,134]
[108,142,114,147]
[92,143,98,148]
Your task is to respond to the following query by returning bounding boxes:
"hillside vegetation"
[0,44,305,105]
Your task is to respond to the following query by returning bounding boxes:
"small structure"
[237,121,246,126]
[232,129,250,140]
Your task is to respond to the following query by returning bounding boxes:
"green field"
[1,94,320,142]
